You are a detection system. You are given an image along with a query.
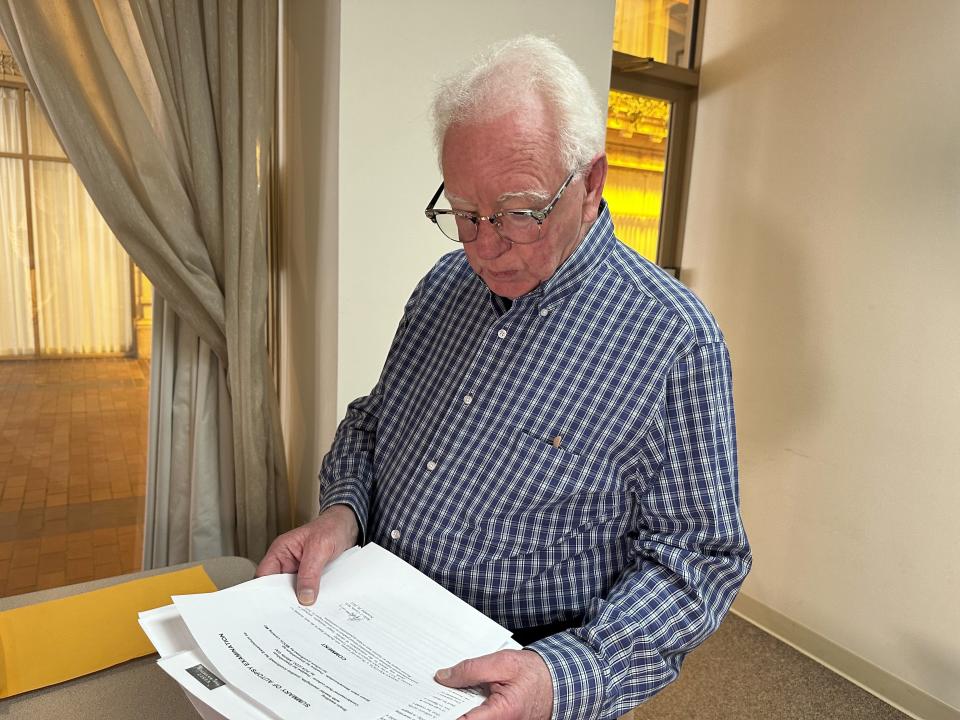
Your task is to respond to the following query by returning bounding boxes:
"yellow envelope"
[0,565,217,697]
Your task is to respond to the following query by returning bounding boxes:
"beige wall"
[681,1,960,709]
[281,1,616,522]
[280,0,341,523]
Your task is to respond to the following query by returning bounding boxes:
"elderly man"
[258,35,750,720]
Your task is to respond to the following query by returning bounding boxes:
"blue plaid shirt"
[320,202,750,720]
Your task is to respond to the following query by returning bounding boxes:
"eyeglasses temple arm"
[425,182,445,212]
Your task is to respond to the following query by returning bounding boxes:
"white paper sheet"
[156,649,279,720]
[167,544,513,720]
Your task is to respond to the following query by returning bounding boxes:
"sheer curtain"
[32,162,133,354]
[0,86,32,355]
[0,0,289,563]
[1,86,133,356]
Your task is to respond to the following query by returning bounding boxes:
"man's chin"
[483,272,534,300]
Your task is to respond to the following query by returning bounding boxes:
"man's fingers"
[458,692,514,720]
[256,533,305,577]
[435,651,516,687]
[256,506,359,605]
[254,553,283,578]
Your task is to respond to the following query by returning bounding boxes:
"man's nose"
[473,219,510,260]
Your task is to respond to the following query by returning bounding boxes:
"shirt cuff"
[527,631,606,720]
[319,482,369,544]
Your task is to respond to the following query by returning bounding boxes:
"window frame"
[608,0,707,275]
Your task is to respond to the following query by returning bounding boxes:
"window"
[606,0,703,272]
[0,83,151,357]
[0,46,149,598]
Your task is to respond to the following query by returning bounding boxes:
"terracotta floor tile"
[92,527,118,546]
[11,545,39,568]
[1,358,148,596]
[66,557,94,583]
[0,499,21,512]
[39,534,66,553]
[66,540,93,560]
[43,519,68,536]
[38,551,66,574]
[37,570,66,589]
[67,532,93,557]
[94,560,123,579]
[1,485,24,500]
[93,544,119,565]
[15,516,43,536]
[6,564,38,592]
[44,506,68,521]
[23,487,46,501]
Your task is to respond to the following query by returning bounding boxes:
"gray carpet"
[625,614,910,720]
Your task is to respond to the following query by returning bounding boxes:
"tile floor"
[0,358,149,596]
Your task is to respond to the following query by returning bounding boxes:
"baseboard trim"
[732,594,960,720]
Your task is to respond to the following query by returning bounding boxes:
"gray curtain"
[146,294,237,563]
[0,0,289,563]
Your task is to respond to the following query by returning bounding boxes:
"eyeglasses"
[424,172,576,245]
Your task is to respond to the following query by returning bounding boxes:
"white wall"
[337,2,617,414]
[681,0,960,709]
[282,1,616,521]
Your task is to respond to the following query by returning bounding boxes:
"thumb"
[294,535,343,605]
[294,546,326,606]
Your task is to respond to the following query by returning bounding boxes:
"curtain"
[0,87,32,355]
[32,159,133,354]
[1,86,133,356]
[0,0,289,563]
[146,294,236,562]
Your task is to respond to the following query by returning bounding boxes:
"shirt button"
[390,529,401,540]
[463,394,473,405]
[539,308,550,317]
[497,329,507,339]
[426,460,437,471]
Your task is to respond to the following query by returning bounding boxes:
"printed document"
[140,544,520,720]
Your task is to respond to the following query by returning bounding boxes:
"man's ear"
[580,153,608,225]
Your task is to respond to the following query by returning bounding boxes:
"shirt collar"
[488,292,513,316]
[476,200,616,311]
[521,199,616,306]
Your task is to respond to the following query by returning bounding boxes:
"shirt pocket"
[495,428,614,507]
[475,428,625,558]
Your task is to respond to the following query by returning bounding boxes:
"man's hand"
[435,649,554,720]
[255,504,359,605]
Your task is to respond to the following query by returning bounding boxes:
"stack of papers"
[139,544,520,720]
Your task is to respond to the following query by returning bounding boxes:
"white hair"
[431,35,606,176]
